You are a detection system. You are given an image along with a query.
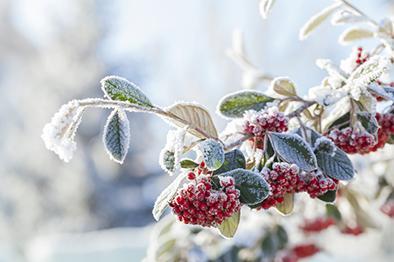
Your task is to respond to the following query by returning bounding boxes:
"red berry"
[243,108,289,149]
[170,175,241,227]
[326,127,376,154]
[187,172,196,180]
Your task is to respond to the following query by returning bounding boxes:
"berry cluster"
[301,171,338,198]
[327,113,394,154]
[278,243,321,262]
[326,127,376,154]
[354,47,369,66]
[169,162,241,227]
[260,163,338,209]
[243,108,288,149]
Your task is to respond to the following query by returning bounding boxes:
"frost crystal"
[41,100,83,162]
[314,136,337,156]
[159,128,188,175]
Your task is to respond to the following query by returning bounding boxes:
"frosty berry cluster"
[169,162,241,227]
[327,113,394,154]
[260,163,338,209]
[243,108,289,149]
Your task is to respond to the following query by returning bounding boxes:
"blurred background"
[0,0,393,261]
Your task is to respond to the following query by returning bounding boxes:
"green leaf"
[318,190,337,203]
[103,109,130,164]
[275,193,294,215]
[199,139,225,171]
[152,173,186,221]
[219,168,269,205]
[100,76,153,108]
[357,112,379,136]
[267,132,318,172]
[315,147,355,181]
[217,90,275,118]
[275,225,288,249]
[218,211,241,238]
[180,159,199,169]
[305,127,355,181]
[214,149,246,175]
[326,204,342,222]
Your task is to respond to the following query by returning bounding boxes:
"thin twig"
[338,0,379,27]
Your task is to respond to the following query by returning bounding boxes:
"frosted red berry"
[300,171,338,198]
[169,174,241,227]
[260,162,303,209]
[341,225,364,236]
[243,109,288,149]
[326,127,376,154]
[291,243,320,258]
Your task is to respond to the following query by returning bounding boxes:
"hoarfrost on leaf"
[199,139,225,171]
[103,109,130,164]
[159,128,188,175]
[267,132,318,172]
[219,168,270,205]
[259,0,276,20]
[100,75,153,108]
[41,100,84,162]
[217,90,275,118]
[152,172,187,221]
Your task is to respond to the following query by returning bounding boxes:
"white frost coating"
[346,56,390,94]
[316,59,347,80]
[199,139,225,171]
[340,47,364,74]
[331,9,365,25]
[314,136,337,156]
[159,127,188,175]
[41,100,83,162]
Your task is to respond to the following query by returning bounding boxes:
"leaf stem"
[338,0,379,27]
[78,98,217,140]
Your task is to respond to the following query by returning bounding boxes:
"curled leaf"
[275,193,294,215]
[271,77,297,97]
[299,2,343,40]
[199,139,225,171]
[165,102,218,139]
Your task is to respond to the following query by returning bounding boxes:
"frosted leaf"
[100,75,153,108]
[316,59,347,80]
[331,9,366,25]
[315,147,355,181]
[357,112,379,136]
[271,77,297,97]
[299,2,343,40]
[347,55,390,90]
[159,128,188,175]
[217,90,275,118]
[218,211,240,239]
[41,100,84,162]
[368,83,394,101]
[159,150,176,173]
[267,132,317,172]
[214,149,246,175]
[152,172,187,221]
[259,0,276,19]
[219,168,270,205]
[307,127,355,181]
[339,27,374,45]
[321,96,351,131]
[314,136,336,156]
[103,109,130,164]
[199,139,225,171]
[275,193,294,216]
[165,102,218,139]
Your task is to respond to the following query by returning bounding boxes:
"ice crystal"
[41,100,83,162]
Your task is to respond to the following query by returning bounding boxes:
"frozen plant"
[42,1,394,255]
